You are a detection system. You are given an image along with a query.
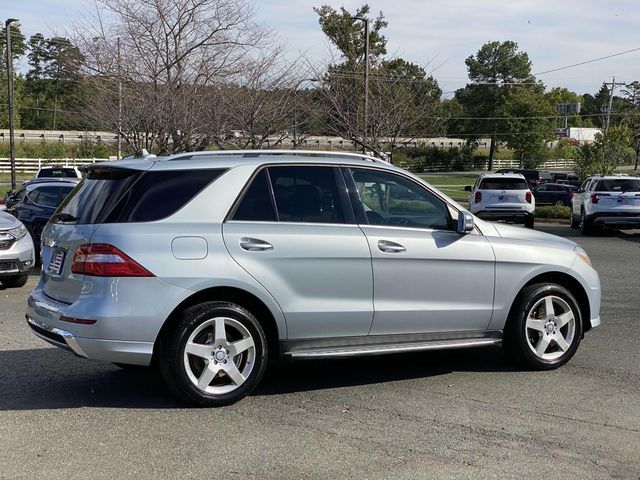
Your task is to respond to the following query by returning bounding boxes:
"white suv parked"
[571,175,640,234]
[466,173,535,228]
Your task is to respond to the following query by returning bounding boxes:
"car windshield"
[594,179,640,192]
[479,178,529,190]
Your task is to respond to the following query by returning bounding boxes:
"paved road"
[1,225,639,479]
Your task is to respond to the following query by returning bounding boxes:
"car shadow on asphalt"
[0,346,517,410]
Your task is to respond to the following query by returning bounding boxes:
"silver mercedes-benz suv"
[26,150,601,406]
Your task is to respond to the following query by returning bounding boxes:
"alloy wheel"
[525,295,576,361]
[183,317,256,395]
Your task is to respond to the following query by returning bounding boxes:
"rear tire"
[159,301,268,407]
[580,209,594,235]
[1,273,28,288]
[504,283,583,370]
[524,215,535,229]
[570,213,579,229]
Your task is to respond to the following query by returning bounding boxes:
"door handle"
[240,237,273,252]
[378,240,406,253]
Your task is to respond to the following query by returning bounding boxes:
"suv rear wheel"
[504,283,582,370]
[580,209,593,235]
[159,301,268,407]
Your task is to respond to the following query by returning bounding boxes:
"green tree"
[314,4,387,68]
[498,88,555,168]
[544,87,590,127]
[621,81,640,169]
[575,126,633,177]
[455,41,541,170]
[0,22,26,70]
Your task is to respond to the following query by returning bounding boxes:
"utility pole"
[353,16,369,154]
[117,36,122,160]
[604,77,617,131]
[5,18,19,191]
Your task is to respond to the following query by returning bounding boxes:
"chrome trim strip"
[26,316,87,358]
[287,338,501,359]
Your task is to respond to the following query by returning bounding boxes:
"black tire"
[524,215,535,229]
[580,209,593,235]
[159,301,268,407]
[1,273,29,288]
[570,213,579,229]
[503,283,583,370]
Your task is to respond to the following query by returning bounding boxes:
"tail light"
[591,194,599,204]
[475,191,482,203]
[525,191,532,204]
[0,198,4,205]
[71,244,154,277]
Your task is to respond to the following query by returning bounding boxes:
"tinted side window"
[268,166,345,224]
[350,168,452,230]
[56,168,224,224]
[104,169,225,223]
[28,186,59,207]
[232,169,276,222]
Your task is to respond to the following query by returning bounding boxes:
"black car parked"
[533,183,577,206]
[5,179,79,260]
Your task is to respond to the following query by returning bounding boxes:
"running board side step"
[285,337,501,359]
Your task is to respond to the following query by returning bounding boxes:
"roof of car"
[24,178,81,188]
[478,173,527,180]
[38,165,79,169]
[88,150,402,172]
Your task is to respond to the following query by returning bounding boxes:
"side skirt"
[282,330,502,359]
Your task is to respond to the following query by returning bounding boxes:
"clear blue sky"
[8,0,640,96]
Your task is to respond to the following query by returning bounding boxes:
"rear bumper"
[475,210,533,222]
[25,278,191,366]
[590,212,640,228]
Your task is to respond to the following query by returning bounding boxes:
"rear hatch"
[478,177,531,209]
[41,161,154,304]
[592,178,640,213]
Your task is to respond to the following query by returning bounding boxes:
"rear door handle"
[378,240,406,253]
[240,237,273,252]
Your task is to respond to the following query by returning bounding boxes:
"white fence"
[0,158,107,174]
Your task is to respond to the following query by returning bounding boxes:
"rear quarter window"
[55,168,225,224]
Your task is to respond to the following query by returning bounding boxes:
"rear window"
[479,178,529,190]
[54,168,225,224]
[37,168,78,178]
[594,179,640,192]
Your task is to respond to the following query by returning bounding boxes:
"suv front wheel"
[159,301,268,407]
[504,283,582,370]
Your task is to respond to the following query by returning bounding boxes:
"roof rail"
[166,149,386,163]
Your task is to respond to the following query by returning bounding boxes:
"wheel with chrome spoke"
[160,302,267,406]
[504,283,582,370]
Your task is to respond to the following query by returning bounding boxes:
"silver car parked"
[0,211,35,287]
[26,151,601,406]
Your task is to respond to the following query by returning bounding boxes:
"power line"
[534,47,640,76]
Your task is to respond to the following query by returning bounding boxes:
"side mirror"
[464,185,472,192]
[456,211,475,234]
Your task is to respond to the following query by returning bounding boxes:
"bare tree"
[212,47,309,150]
[75,0,269,154]
[309,55,446,158]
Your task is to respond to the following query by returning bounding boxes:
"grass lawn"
[419,174,477,203]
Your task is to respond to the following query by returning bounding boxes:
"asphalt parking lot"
[1,224,639,479]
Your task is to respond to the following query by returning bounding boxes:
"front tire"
[504,283,583,370]
[1,273,29,288]
[159,301,268,407]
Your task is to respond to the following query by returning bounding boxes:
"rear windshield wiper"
[50,212,78,223]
